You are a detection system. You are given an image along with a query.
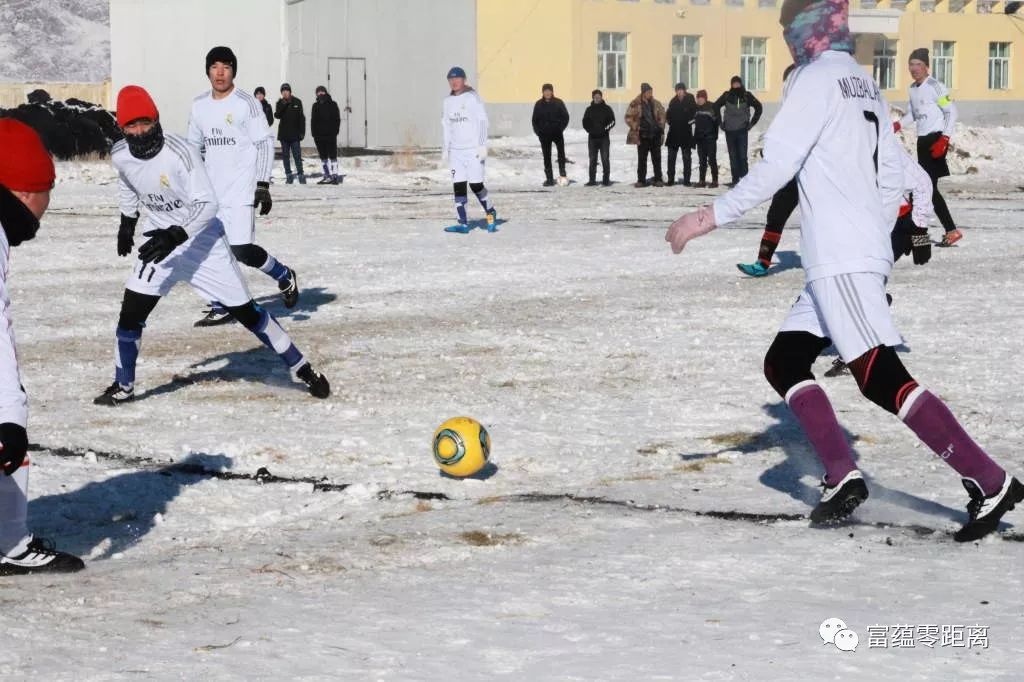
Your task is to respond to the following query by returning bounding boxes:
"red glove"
[892,121,901,133]
[930,135,950,159]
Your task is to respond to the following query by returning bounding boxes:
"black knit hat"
[909,47,930,66]
[280,82,292,92]
[316,85,327,95]
[641,82,652,93]
[542,83,554,92]
[254,86,265,96]
[205,46,237,75]
[592,89,602,96]
[675,82,687,91]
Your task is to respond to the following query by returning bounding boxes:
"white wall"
[110,0,284,137]
[284,0,476,148]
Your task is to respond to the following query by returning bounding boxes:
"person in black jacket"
[311,85,342,185]
[713,76,762,185]
[581,89,615,186]
[531,83,570,186]
[254,86,273,126]
[275,83,306,184]
[665,82,697,186]
[691,90,719,188]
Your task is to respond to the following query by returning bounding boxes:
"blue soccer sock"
[454,196,468,225]
[473,187,493,213]
[247,307,305,370]
[259,254,290,282]
[114,327,142,388]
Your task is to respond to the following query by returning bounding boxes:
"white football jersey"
[187,87,273,206]
[442,88,488,152]
[900,76,957,138]
[714,50,903,283]
[0,232,26,428]
[113,133,218,238]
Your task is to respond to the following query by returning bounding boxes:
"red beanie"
[0,118,55,193]
[116,85,160,127]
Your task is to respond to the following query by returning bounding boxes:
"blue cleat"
[444,223,474,234]
[737,262,771,277]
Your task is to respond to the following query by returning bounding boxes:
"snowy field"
[3,128,1024,680]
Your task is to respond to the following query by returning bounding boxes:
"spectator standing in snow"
[531,84,570,187]
[625,82,666,188]
[691,89,719,188]
[311,85,342,184]
[275,83,306,184]
[581,89,615,186]
[713,76,762,185]
[254,87,273,126]
[665,82,697,186]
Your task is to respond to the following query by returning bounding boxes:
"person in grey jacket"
[713,76,762,185]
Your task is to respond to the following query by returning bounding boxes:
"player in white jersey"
[441,67,498,234]
[0,119,84,574]
[665,0,1021,541]
[188,46,299,327]
[95,86,329,406]
[897,47,962,247]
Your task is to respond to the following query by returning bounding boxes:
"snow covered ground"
[3,129,1024,680]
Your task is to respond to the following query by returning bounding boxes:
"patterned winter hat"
[780,0,853,66]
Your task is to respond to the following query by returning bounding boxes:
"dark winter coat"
[582,101,616,139]
[713,86,762,132]
[274,96,306,142]
[259,99,273,126]
[311,94,341,139]
[624,94,666,145]
[692,102,720,141]
[665,93,697,147]
[532,97,569,140]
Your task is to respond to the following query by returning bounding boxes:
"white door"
[328,57,367,148]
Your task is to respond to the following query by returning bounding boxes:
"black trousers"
[314,136,338,161]
[666,142,692,184]
[540,133,567,180]
[724,128,749,181]
[588,137,610,182]
[695,138,717,183]
[637,138,663,183]
[767,178,800,231]
[916,132,956,233]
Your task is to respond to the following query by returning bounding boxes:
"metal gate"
[327,57,367,149]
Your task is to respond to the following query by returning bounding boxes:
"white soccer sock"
[329,159,339,176]
[0,465,30,556]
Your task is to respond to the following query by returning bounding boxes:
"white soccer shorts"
[449,148,485,184]
[126,219,252,307]
[779,272,902,363]
[218,203,256,246]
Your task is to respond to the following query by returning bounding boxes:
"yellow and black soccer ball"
[432,417,491,478]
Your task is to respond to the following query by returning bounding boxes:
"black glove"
[138,226,188,265]
[118,213,138,257]
[0,422,28,476]
[254,181,272,216]
[910,227,931,265]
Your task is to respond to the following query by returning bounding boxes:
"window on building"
[932,40,955,88]
[740,37,767,90]
[873,38,897,90]
[597,32,628,90]
[726,0,744,6]
[758,0,777,7]
[672,35,700,89]
[989,42,1010,90]
[654,0,676,4]
[978,0,997,14]
[949,0,966,12]
[690,0,711,6]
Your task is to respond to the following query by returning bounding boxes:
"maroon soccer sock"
[757,229,782,267]
[901,389,1006,495]
[787,382,857,485]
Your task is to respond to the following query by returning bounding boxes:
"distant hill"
[0,0,110,82]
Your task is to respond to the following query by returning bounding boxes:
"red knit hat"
[116,85,160,127]
[0,118,55,192]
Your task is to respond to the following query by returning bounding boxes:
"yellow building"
[478,0,1024,134]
